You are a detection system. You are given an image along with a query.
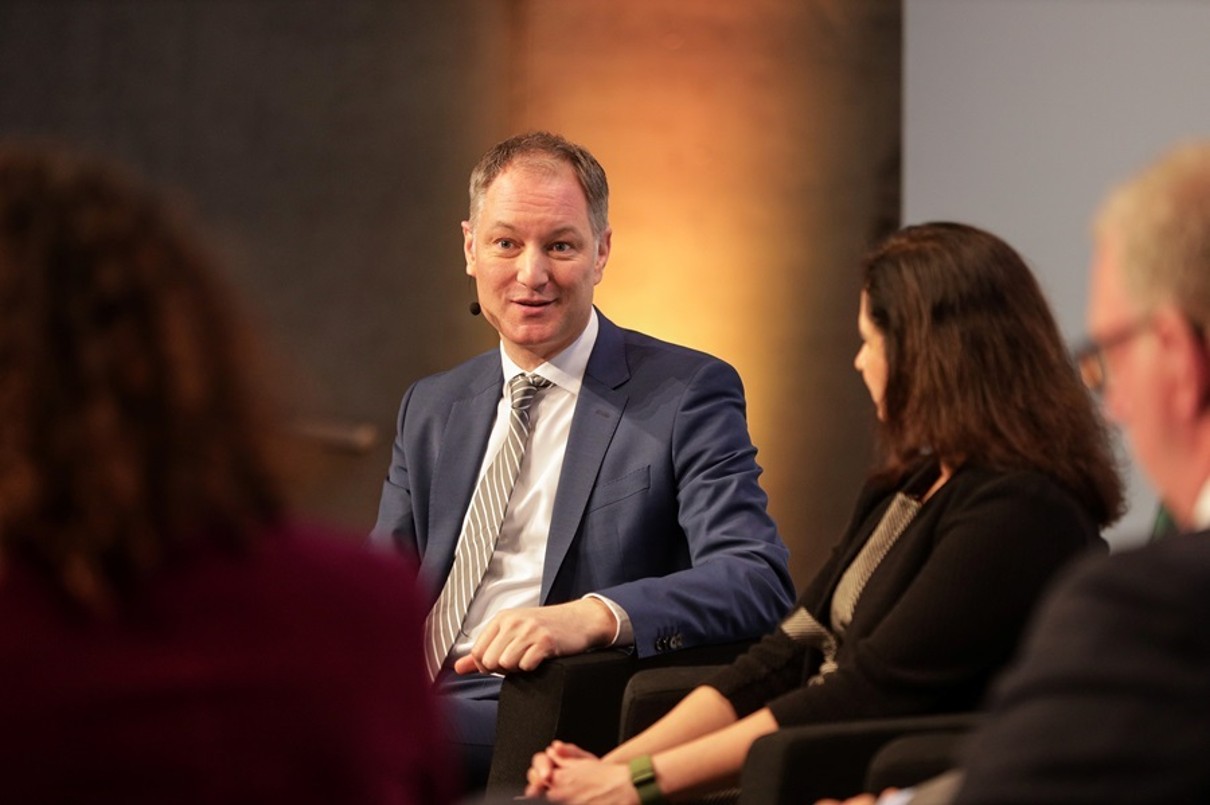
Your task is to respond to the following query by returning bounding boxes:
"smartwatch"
[628,754,668,805]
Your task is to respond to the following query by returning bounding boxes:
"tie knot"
[507,373,551,412]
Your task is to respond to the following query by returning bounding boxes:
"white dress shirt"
[451,309,632,658]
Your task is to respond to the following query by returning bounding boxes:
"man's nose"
[516,249,550,288]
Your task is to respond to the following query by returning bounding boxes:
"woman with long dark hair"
[525,222,1123,804]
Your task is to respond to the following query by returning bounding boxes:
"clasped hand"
[524,741,636,804]
[453,598,617,675]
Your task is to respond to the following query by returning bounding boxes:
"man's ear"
[1192,320,1210,413]
[1156,306,1210,418]
[593,227,612,284]
[462,220,476,276]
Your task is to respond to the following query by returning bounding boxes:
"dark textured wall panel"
[0,0,512,531]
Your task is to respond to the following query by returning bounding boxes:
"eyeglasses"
[1073,319,1153,395]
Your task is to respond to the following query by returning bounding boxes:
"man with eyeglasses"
[825,141,1210,804]
[952,139,1210,802]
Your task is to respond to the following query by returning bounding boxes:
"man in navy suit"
[372,131,794,789]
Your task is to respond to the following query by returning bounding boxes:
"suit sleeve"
[955,536,1210,803]
[370,385,419,560]
[596,358,795,656]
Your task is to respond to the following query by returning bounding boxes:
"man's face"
[1087,238,1173,495]
[462,160,610,370]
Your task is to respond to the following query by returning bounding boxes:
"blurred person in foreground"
[0,143,452,804]
[824,141,1210,805]
[525,221,1123,804]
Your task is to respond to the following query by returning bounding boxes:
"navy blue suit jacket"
[372,311,794,657]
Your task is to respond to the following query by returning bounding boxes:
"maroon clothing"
[0,523,453,805]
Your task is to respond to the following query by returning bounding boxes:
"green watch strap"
[628,754,667,805]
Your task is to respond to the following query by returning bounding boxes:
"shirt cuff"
[877,788,916,805]
[582,593,634,647]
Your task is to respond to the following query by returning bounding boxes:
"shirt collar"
[1191,476,1210,531]
[498,308,599,396]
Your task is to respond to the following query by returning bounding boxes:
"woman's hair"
[863,221,1123,527]
[0,144,283,610]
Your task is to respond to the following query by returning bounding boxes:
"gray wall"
[905,0,1210,548]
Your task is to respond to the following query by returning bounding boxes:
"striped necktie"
[423,372,552,681]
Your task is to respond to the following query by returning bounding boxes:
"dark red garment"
[0,523,454,805]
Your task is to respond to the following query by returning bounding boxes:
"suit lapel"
[815,460,942,612]
[426,359,502,580]
[541,312,629,601]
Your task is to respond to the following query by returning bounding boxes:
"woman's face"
[855,291,888,419]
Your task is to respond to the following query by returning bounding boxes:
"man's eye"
[496,239,516,250]
[550,242,572,253]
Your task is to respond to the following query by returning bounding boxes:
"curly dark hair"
[0,143,283,611]
[863,221,1124,527]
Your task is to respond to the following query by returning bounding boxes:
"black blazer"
[709,461,1105,727]
[955,529,1210,803]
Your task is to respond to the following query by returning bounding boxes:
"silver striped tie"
[423,373,551,681]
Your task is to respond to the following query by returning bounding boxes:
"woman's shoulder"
[948,463,1080,502]
[940,464,1104,546]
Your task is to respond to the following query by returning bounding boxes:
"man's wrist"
[580,593,624,645]
[628,754,667,805]
[583,593,633,646]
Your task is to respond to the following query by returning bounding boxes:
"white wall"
[905,0,1210,548]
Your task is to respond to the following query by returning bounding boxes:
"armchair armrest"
[486,641,752,796]
[486,649,636,794]
[738,712,981,805]
[865,728,970,792]
[619,664,726,739]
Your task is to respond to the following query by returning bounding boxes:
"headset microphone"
[466,275,481,315]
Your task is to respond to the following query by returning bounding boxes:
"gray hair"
[1094,141,1210,327]
[466,131,609,238]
